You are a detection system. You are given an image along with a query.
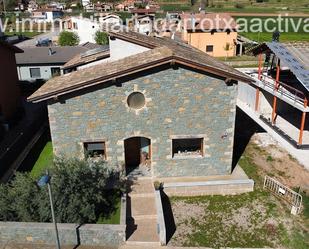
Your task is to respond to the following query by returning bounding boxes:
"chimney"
[48,47,53,56]
[190,13,195,29]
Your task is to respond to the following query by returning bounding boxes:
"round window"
[127,92,146,109]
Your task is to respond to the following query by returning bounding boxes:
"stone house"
[28,31,252,178]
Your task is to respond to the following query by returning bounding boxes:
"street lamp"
[38,171,61,249]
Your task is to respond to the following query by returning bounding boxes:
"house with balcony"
[238,42,309,149]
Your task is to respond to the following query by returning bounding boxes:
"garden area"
[0,142,123,225]
[235,16,309,42]
[168,134,309,249]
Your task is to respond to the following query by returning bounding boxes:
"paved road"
[15,29,60,48]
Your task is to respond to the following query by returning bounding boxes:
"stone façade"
[48,65,237,178]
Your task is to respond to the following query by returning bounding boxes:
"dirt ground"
[249,133,309,189]
[168,133,309,249]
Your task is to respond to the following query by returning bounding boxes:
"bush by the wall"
[0,158,124,224]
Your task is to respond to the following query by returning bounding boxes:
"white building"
[15,46,89,82]
[62,15,122,44]
[31,9,63,23]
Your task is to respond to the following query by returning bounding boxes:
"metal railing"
[249,72,308,108]
[264,175,302,215]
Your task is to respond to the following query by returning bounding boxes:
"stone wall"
[0,222,125,247]
[0,195,127,247]
[48,65,238,177]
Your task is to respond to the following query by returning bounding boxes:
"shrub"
[235,3,245,9]
[58,31,80,46]
[94,31,109,45]
[0,158,124,224]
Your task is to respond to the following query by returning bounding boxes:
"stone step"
[129,179,154,195]
[132,214,157,220]
[130,196,157,217]
[124,241,161,247]
[126,218,159,243]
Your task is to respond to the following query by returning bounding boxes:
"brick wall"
[48,65,237,177]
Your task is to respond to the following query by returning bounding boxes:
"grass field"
[200,0,309,13]
[30,142,53,179]
[235,16,309,42]
[97,199,121,224]
[5,31,42,38]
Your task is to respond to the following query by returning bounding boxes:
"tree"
[94,31,109,45]
[58,31,80,46]
[0,158,124,224]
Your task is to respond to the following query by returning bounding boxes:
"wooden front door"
[124,137,141,168]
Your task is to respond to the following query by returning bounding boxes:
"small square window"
[84,141,106,159]
[51,67,61,77]
[30,68,41,78]
[172,138,203,158]
[206,45,214,53]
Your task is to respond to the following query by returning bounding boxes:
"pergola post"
[258,53,263,80]
[272,60,280,125]
[255,88,260,112]
[298,99,308,146]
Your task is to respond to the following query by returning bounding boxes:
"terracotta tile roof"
[180,13,237,31]
[28,30,252,103]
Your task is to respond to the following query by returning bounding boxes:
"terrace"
[238,42,309,149]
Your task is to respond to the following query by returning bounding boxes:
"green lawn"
[235,16,309,42]
[97,198,121,224]
[30,142,53,179]
[5,31,42,38]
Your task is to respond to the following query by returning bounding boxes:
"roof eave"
[28,56,252,103]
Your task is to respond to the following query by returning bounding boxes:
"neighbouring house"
[115,0,135,11]
[31,9,63,22]
[128,8,157,35]
[26,0,39,12]
[239,42,309,149]
[180,13,238,57]
[62,15,122,44]
[28,30,252,179]
[15,46,89,82]
[0,41,23,130]
[63,45,110,73]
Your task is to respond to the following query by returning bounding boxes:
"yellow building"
[180,13,238,57]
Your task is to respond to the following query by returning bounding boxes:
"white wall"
[76,37,150,70]
[108,38,149,61]
[70,18,100,44]
[17,65,62,82]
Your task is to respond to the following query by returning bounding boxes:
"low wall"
[154,190,166,245]
[163,179,254,196]
[0,222,125,247]
[0,194,127,247]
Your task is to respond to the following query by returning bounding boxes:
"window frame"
[29,67,41,78]
[83,141,107,160]
[51,67,61,77]
[171,137,204,159]
[206,45,214,53]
